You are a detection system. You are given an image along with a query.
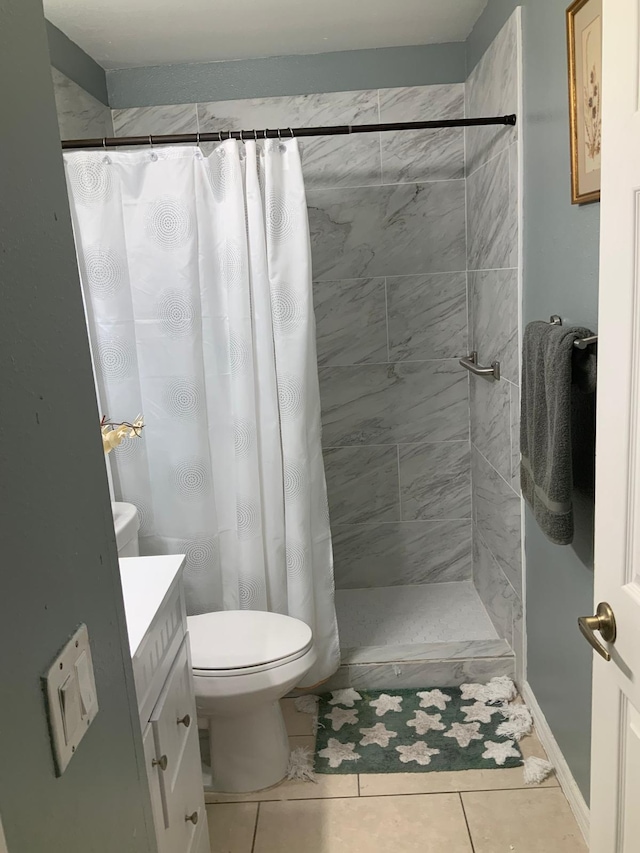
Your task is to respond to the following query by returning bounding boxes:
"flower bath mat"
[313,683,525,774]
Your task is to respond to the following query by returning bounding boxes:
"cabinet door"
[142,723,166,846]
[150,635,209,853]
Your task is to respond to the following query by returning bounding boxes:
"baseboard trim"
[521,681,590,844]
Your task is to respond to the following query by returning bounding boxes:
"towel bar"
[549,315,597,349]
[459,351,501,380]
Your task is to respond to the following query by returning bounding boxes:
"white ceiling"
[43,0,488,70]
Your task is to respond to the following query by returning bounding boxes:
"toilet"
[112,501,140,557]
[187,610,317,793]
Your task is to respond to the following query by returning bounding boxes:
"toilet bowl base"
[208,701,290,793]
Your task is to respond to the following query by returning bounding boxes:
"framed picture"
[566,0,602,204]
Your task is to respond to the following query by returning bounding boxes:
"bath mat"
[314,686,524,774]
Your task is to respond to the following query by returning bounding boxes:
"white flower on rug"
[359,723,398,748]
[369,694,403,716]
[461,701,501,724]
[328,689,362,707]
[396,743,441,766]
[482,740,520,766]
[325,706,359,731]
[416,689,451,711]
[444,722,483,748]
[317,738,360,768]
[406,711,446,736]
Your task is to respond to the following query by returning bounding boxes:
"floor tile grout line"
[250,802,260,853]
[206,782,558,807]
[458,791,477,853]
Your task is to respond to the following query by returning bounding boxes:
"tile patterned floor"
[206,699,588,852]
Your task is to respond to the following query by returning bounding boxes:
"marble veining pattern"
[331,521,472,588]
[335,583,499,649]
[324,445,400,524]
[51,68,113,140]
[469,269,519,384]
[386,273,468,361]
[291,656,516,694]
[467,149,517,272]
[472,447,522,597]
[346,656,515,690]
[319,361,469,446]
[308,180,466,280]
[379,84,465,183]
[509,382,521,492]
[470,376,511,484]
[465,8,523,673]
[341,638,512,665]
[198,90,381,189]
[313,278,387,365]
[399,441,471,520]
[465,12,519,174]
[112,103,198,136]
[473,526,520,645]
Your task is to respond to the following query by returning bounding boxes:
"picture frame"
[566,0,602,204]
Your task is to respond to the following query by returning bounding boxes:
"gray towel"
[520,321,596,545]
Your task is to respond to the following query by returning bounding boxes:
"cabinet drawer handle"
[185,811,199,825]
[152,754,168,771]
[177,714,191,728]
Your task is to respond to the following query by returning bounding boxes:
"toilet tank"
[111,502,140,557]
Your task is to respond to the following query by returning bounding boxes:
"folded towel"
[520,321,596,545]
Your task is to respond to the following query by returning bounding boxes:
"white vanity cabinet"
[120,556,209,853]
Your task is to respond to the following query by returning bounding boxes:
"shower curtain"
[64,140,340,685]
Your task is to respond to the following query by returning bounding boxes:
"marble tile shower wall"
[51,68,113,140]
[464,10,524,678]
[112,84,472,591]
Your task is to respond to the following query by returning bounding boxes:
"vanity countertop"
[119,554,185,656]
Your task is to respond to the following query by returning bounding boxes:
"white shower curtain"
[64,140,340,685]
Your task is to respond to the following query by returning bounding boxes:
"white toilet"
[112,501,140,557]
[187,610,317,793]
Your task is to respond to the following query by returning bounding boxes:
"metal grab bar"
[459,352,501,381]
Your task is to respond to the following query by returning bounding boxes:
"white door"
[589,0,640,849]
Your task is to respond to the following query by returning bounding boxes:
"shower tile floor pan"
[335,582,509,666]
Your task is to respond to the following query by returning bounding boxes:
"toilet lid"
[187,610,313,671]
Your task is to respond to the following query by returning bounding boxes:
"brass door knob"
[578,602,617,661]
[177,714,191,728]
[185,811,199,825]
[152,754,168,771]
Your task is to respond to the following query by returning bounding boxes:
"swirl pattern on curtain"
[64,140,340,685]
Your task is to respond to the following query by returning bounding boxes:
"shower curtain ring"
[196,132,201,145]
[102,137,107,150]
[240,129,244,142]
[218,131,222,143]
[289,128,294,138]
[254,129,258,142]
[277,128,282,140]
[148,135,153,147]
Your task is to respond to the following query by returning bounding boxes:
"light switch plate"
[43,623,99,775]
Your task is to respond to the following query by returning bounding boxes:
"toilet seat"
[187,610,313,678]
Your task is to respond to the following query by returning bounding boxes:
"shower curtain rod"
[61,114,517,150]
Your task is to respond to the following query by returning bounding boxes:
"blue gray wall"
[0,2,156,850]
[106,43,466,108]
[46,20,108,105]
[469,0,599,802]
